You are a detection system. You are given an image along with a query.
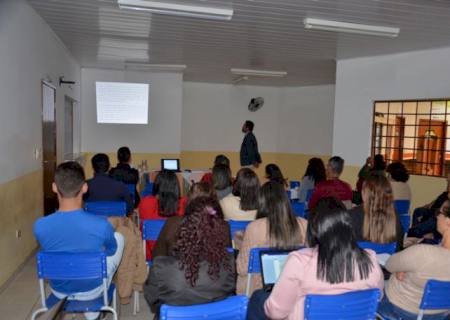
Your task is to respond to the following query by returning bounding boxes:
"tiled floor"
[0,257,154,320]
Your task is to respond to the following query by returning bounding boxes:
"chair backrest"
[306,189,314,202]
[419,280,450,311]
[36,251,107,280]
[290,181,301,189]
[85,201,127,217]
[304,288,381,319]
[229,220,251,239]
[141,182,154,197]
[291,201,306,218]
[399,214,411,233]
[394,199,410,215]
[126,184,136,197]
[142,219,166,241]
[357,241,396,254]
[248,247,271,273]
[160,295,248,320]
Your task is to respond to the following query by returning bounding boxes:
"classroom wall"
[0,0,80,287]
[333,47,450,209]
[81,81,335,180]
[81,68,183,154]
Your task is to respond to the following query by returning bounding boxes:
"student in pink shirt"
[247,208,384,320]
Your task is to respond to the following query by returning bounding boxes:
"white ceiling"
[28,0,450,86]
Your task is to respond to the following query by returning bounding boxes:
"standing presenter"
[240,120,262,169]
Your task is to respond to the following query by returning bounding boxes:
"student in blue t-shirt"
[34,161,124,320]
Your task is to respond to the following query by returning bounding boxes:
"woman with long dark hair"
[349,174,404,250]
[386,161,411,201]
[144,196,235,316]
[212,164,233,200]
[220,168,260,220]
[236,181,307,294]
[265,163,288,187]
[247,208,383,320]
[298,157,326,202]
[139,170,187,219]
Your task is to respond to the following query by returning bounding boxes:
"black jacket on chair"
[240,132,262,166]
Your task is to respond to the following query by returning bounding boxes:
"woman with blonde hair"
[349,174,403,250]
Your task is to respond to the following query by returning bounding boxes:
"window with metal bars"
[372,99,450,177]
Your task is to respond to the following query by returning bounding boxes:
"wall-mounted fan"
[248,97,264,112]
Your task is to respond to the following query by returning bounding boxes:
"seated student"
[201,154,230,185]
[378,199,450,320]
[356,156,373,193]
[371,154,387,176]
[34,162,124,320]
[212,164,233,200]
[349,175,404,250]
[109,146,140,208]
[139,170,187,259]
[144,196,235,317]
[152,182,230,258]
[139,170,187,220]
[236,181,307,295]
[220,168,260,220]
[247,208,384,320]
[265,163,288,188]
[308,156,353,210]
[298,157,326,203]
[408,173,450,241]
[387,161,412,201]
[84,153,133,213]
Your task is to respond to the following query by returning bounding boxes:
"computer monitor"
[161,159,180,171]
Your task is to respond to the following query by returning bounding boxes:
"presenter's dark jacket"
[240,132,262,166]
[144,254,236,315]
[109,163,140,207]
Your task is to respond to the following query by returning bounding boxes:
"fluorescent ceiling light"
[231,68,287,78]
[118,0,233,21]
[125,62,187,72]
[304,18,400,38]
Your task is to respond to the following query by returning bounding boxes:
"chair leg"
[245,274,252,296]
[31,307,48,320]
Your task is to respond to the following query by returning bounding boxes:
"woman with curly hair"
[144,196,235,316]
[348,174,404,250]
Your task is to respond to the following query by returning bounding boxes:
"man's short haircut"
[245,120,254,131]
[91,153,110,174]
[117,146,131,163]
[54,161,85,198]
[214,154,230,167]
[328,156,345,175]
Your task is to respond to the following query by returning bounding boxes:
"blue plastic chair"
[142,219,166,264]
[306,189,314,202]
[246,247,271,296]
[291,201,306,218]
[84,201,127,217]
[394,199,410,215]
[399,214,411,233]
[160,295,249,320]
[377,280,450,320]
[290,181,301,189]
[141,182,154,197]
[31,252,117,320]
[304,288,381,319]
[229,220,251,248]
[358,241,396,254]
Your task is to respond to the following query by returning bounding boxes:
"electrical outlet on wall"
[16,229,22,239]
